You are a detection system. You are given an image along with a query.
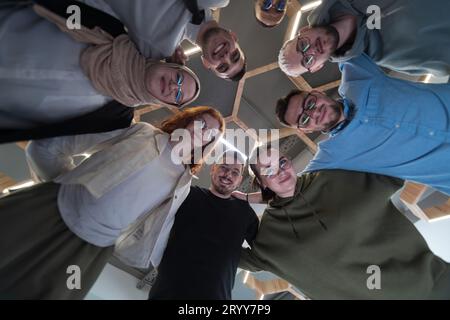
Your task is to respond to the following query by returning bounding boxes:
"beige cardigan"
[27,122,196,268]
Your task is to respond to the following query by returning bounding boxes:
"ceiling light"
[300,0,322,12]
[219,137,248,160]
[184,45,202,56]
[2,180,35,194]
[243,271,250,284]
[288,10,302,40]
[423,74,432,83]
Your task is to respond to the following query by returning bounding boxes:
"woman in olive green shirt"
[239,146,450,299]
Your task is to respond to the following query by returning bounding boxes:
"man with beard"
[148,151,259,300]
[275,53,450,195]
[278,0,450,78]
[67,0,247,81]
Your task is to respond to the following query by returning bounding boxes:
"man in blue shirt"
[275,53,450,195]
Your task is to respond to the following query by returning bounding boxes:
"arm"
[25,127,130,182]
[245,210,259,245]
[165,46,188,65]
[239,247,264,273]
[232,191,265,204]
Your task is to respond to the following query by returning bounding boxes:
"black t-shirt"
[148,186,259,300]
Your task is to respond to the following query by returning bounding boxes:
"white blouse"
[58,144,184,247]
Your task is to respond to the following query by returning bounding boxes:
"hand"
[166,46,188,65]
[231,190,247,201]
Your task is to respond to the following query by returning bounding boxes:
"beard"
[212,176,236,196]
[322,101,344,132]
[319,25,340,53]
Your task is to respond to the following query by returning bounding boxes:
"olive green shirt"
[240,170,450,299]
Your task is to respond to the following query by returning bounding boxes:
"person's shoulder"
[344,53,384,76]
[190,185,207,195]
[201,0,230,9]
[232,197,258,216]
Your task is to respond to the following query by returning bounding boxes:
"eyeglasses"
[296,37,315,70]
[261,157,292,179]
[262,0,287,12]
[218,165,242,178]
[297,93,317,128]
[174,72,184,105]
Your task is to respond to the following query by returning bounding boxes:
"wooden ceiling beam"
[232,117,259,142]
[15,141,28,150]
[258,127,298,145]
[0,172,16,193]
[232,79,246,118]
[133,104,163,122]
[289,76,313,91]
[211,8,221,22]
[243,272,308,300]
[314,80,341,92]
[245,62,279,79]
[286,0,301,17]
[224,116,234,123]
[296,131,318,154]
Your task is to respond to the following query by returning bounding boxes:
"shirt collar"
[155,132,170,154]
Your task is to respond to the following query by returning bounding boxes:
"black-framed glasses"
[261,156,292,179]
[296,37,315,70]
[174,72,184,105]
[297,93,317,128]
[262,0,287,12]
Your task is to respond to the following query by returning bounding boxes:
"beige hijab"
[33,5,201,108]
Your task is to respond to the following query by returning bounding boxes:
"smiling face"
[280,25,339,76]
[147,64,197,106]
[211,158,244,197]
[199,27,245,80]
[184,113,221,151]
[255,148,297,198]
[283,91,344,133]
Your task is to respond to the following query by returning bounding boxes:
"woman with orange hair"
[0,106,225,300]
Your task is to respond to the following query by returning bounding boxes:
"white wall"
[414,218,450,262]
[85,263,149,300]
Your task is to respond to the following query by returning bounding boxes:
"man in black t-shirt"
[148,151,259,300]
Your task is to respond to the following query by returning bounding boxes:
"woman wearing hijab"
[239,145,450,299]
[0,2,201,130]
[0,106,225,299]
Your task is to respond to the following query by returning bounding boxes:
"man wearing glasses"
[278,0,450,78]
[275,53,450,196]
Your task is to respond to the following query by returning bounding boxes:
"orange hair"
[158,106,225,174]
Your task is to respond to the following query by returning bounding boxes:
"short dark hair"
[227,61,247,82]
[275,89,302,126]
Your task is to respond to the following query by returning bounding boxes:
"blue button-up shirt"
[304,54,450,195]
